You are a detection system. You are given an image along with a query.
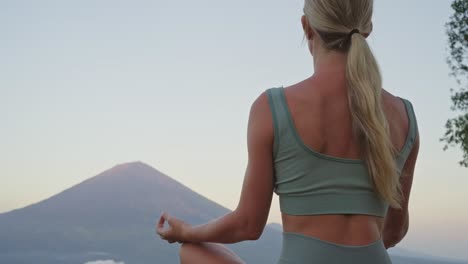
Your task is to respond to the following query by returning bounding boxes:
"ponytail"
[304,0,402,208]
[346,33,402,208]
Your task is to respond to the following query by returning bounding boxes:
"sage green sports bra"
[266,87,418,217]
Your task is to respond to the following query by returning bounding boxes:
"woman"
[157,0,419,263]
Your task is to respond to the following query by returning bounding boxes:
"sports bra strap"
[396,98,419,170]
[266,87,295,157]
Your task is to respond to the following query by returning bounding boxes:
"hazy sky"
[1,0,467,260]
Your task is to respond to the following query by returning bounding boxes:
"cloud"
[84,260,125,264]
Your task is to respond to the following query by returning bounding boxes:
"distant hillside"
[0,162,281,264]
[0,162,465,264]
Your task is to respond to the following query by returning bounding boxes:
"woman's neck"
[313,50,347,76]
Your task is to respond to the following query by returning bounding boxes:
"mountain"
[388,248,467,264]
[0,161,465,264]
[0,162,281,264]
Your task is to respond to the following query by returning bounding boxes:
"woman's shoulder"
[281,78,324,102]
[382,89,419,154]
[382,89,415,118]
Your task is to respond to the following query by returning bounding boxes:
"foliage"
[441,0,468,167]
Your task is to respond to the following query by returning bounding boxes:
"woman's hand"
[156,212,192,244]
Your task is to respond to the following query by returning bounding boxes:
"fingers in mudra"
[156,212,170,238]
[156,212,189,243]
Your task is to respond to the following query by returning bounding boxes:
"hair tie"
[348,29,360,38]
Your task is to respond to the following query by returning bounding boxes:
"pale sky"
[1,0,468,261]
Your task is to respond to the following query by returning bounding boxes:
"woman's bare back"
[280,76,412,246]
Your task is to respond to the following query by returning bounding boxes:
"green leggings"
[277,232,392,264]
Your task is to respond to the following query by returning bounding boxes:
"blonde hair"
[303,0,402,208]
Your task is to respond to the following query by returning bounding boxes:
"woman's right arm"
[382,132,420,249]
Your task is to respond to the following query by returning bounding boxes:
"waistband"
[278,232,392,264]
[283,231,383,248]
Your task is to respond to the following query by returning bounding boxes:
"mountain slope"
[0,162,281,264]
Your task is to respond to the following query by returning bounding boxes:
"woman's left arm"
[157,92,275,244]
